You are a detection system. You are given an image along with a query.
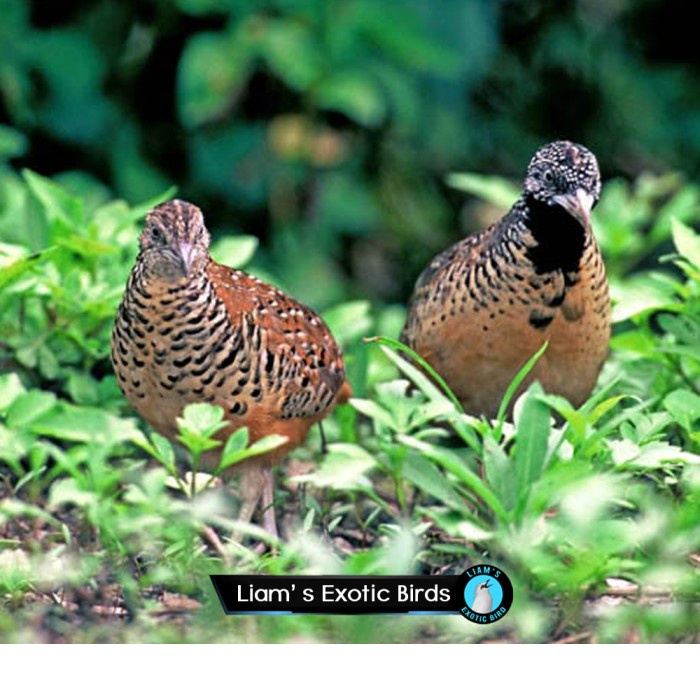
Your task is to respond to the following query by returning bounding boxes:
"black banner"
[210,575,461,614]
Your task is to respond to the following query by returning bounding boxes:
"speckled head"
[523,141,601,229]
[139,199,211,280]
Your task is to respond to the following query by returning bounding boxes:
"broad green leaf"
[315,72,386,127]
[66,372,100,405]
[403,456,463,509]
[258,19,323,91]
[0,125,28,159]
[210,235,258,269]
[178,31,252,128]
[324,301,373,346]
[23,169,84,228]
[663,389,700,431]
[221,427,249,459]
[291,444,375,490]
[671,218,700,268]
[0,424,32,467]
[217,433,288,471]
[177,403,228,438]
[445,172,519,208]
[357,4,461,75]
[610,274,677,322]
[350,398,397,431]
[49,477,98,508]
[6,390,58,428]
[132,431,177,472]
[0,374,26,412]
[409,397,456,430]
[32,405,142,446]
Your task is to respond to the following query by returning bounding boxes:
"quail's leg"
[239,464,279,539]
[259,468,279,538]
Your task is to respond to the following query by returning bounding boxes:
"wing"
[207,261,350,423]
[402,228,490,347]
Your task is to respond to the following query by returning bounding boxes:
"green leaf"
[218,434,289,471]
[32,405,142,446]
[495,341,548,438]
[0,247,55,291]
[324,301,373,346]
[369,336,463,411]
[315,72,386,127]
[483,435,516,512]
[49,477,98,509]
[357,4,461,75]
[66,372,100,405]
[0,374,26,412]
[258,19,323,91]
[671,218,700,268]
[513,384,551,518]
[398,435,506,521]
[6,390,58,428]
[132,431,177,472]
[445,172,519,209]
[0,125,28,159]
[178,31,252,128]
[176,403,229,457]
[221,427,249,460]
[210,235,259,269]
[291,444,375,490]
[23,169,84,228]
[350,398,398,432]
[610,274,677,322]
[403,457,463,509]
[663,389,700,431]
[177,403,228,438]
[0,425,32,468]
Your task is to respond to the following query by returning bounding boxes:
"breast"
[111,271,238,439]
[405,241,610,417]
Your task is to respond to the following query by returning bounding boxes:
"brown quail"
[402,141,610,417]
[111,200,351,536]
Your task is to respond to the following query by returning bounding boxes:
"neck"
[521,194,587,275]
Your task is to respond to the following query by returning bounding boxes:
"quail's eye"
[543,170,554,183]
[150,226,163,243]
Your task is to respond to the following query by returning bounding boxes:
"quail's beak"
[553,188,595,230]
[178,241,195,275]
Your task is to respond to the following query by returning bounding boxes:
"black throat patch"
[523,195,586,275]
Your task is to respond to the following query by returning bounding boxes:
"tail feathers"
[336,379,353,405]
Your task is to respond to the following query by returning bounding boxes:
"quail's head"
[523,141,601,229]
[139,200,211,280]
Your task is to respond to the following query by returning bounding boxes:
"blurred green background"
[3,0,700,308]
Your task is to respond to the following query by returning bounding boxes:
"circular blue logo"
[456,565,513,623]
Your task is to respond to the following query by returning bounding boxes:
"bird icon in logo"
[471,578,494,614]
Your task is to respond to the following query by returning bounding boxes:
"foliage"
[1,163,699,643]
